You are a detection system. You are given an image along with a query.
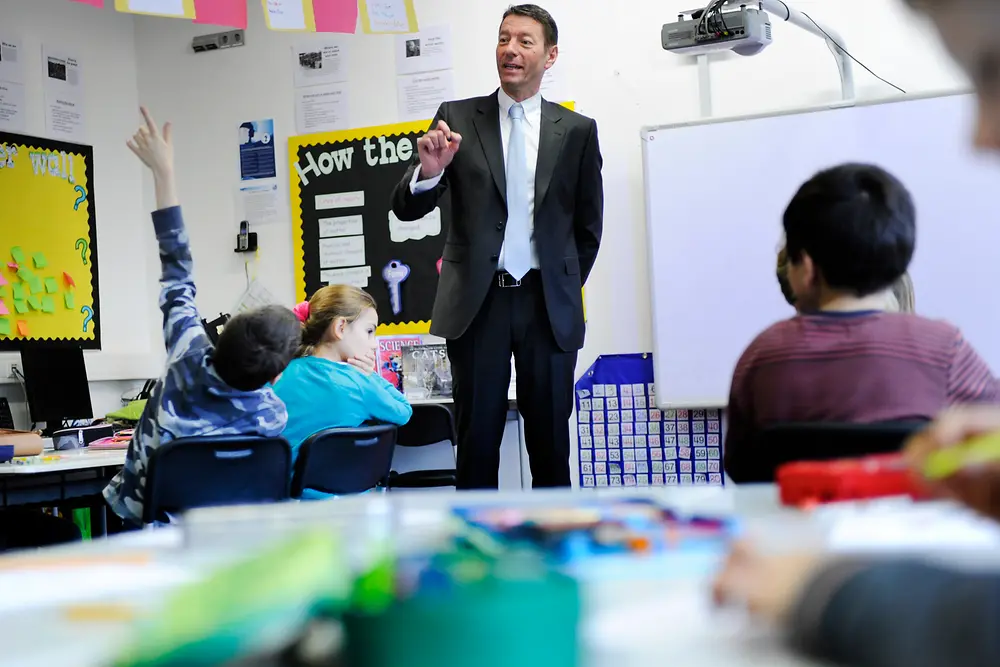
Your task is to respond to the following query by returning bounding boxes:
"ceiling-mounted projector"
[662,5,772,56]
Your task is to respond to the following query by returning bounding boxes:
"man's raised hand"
[416,120,462,179]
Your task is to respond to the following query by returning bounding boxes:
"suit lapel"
[535,101,566,211]
[473,94,506,203]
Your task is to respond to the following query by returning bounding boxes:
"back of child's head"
[783,163,916,297]
[212,305,302,391]
[295,284,377,356]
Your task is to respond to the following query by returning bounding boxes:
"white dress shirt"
[410,88,542,271]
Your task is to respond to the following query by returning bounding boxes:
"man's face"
[496,14,557,97]
[922,2,1000,151]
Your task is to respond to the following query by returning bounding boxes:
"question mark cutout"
[80,306,94,333]
[73,185,87,211]
[75,238,89,266]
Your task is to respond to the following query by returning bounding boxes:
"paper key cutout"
[382,260,410,316]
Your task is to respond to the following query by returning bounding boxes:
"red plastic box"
[777,454,931,507]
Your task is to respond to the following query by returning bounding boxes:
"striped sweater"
[725,311,999,479]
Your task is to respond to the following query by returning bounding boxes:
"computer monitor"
[20,346,93,430]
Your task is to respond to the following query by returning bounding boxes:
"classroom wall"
[0,0,162,426]
[0,0,163,390]
[130,0,968,379]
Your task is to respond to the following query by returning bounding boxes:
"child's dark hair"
[783,163,916,297]
[212,305,301,391]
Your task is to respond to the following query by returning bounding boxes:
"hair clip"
[292,301,310,322]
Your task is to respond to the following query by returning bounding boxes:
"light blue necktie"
[503,103,531,280]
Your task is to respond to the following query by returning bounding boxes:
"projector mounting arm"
[759,0,855,103]
[695,0,855,117]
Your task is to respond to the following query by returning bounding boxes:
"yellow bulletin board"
[288,103,579,336]
[0,132,100,349]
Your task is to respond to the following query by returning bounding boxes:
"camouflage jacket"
[103,206,287,524]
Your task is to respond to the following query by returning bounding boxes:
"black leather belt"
[496,271,522,288]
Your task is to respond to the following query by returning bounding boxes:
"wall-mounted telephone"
[234,220,258,253]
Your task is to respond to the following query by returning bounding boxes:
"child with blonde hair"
[274,285,412,483]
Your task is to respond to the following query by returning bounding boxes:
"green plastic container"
[344,549,580,667]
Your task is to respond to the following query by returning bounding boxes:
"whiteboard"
[642,91,1000,408]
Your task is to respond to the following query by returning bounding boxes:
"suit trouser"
[446,270,577,489]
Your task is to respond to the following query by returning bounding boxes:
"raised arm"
[126,107,208,358]
[574,119,603,284]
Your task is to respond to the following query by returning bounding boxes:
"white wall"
[130,0,968,377]
[1,0,162,388]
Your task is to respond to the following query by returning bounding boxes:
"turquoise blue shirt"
[274,355,413,471]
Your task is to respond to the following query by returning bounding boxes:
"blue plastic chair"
[141,435,292,524]
[291,424,397,498]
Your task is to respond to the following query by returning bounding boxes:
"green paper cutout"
[64,291,75,309]
[32,253,48,269]
[27,295,41,310]
[10,247,24,264]
[16,268,31,283]
[11,284,24,300]
[44,277,58,294]
[40,296,54,313]
[28,278,42,294]
[0,286,6,298]
[13,301,28,314]
[0,318,9,336]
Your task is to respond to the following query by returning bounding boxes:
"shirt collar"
[498,88,542,121]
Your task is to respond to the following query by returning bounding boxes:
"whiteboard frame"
[640,87,971,409]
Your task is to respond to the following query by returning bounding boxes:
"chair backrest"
[396,403,456,447]
[740,421,927,483]
[291,423,397,497]
[142,435,292,524]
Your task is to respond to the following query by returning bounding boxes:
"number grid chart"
[575,354,724,488]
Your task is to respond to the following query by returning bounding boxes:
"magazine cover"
[401,343,452,399]
[377,335,423,391]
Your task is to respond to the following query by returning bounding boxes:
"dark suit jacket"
[390,91,603,352]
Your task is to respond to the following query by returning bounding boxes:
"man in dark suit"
[390,4,603,489]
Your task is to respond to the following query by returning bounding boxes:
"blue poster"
[575,353,724,489]
[239,119,276,181]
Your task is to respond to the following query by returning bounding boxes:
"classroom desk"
[0,485,873,667]
[0,450,124,507]
[404,388,527,489]
[0,448,126,537]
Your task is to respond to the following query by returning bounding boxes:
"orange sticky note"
[63,272,76,288]
[16,321,28,337]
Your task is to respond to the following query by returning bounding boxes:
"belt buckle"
[498,272,521,288]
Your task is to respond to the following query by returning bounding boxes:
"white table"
[0,485,829,667]
[0,449,126,528]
